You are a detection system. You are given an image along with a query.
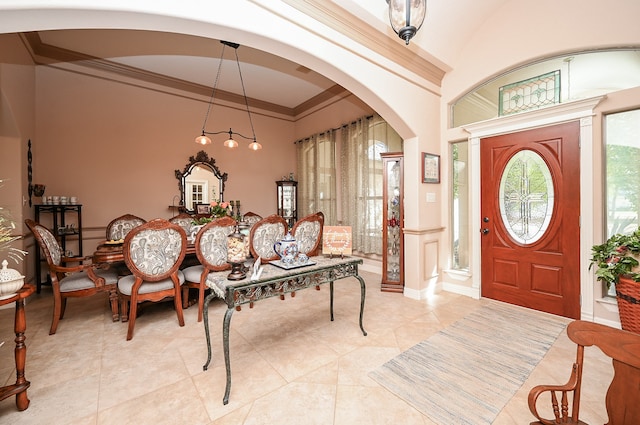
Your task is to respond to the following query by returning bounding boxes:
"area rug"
[369,301,569,425]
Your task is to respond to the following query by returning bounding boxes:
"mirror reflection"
[175,151,227,214]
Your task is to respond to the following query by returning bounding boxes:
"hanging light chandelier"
[195,40,262,151]
[386,0,427,45]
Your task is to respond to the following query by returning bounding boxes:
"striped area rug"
[369,301,569,424]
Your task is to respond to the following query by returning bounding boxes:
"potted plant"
[590,227,640,333]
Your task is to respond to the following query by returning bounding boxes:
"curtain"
[340,115,402,255]
[296,131,337,225]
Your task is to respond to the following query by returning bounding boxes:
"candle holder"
[227,225,248,280]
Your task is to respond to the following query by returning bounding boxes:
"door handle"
[481,228,490,235]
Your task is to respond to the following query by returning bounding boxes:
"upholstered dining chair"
[106,213,146,241]
[249,214,288,263]
[25,219,119,335]
[291,212,325,292]
[168,212,195,237]
[182,216,237,322]
[242,211,262,230]
[291,212,324,257]
[117,218,187,340]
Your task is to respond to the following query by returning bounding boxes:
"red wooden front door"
[480,121,581,319]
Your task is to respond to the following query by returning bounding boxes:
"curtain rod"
[294,114,374,144]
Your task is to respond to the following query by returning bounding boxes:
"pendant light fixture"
[195,40,262,151]
[386,0,427,45]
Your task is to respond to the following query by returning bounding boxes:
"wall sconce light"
[386,0,427,45]
[195,41,262,151]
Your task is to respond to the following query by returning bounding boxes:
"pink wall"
[31,64,371,254]
[33,66,296,250]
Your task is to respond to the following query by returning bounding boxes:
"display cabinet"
[34,204,83,292]
[380,153,404,292]
[276,180,297,229]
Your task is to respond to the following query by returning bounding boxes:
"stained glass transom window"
[499,150,554,244]
[499,70,560,116]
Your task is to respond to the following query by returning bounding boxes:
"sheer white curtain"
[296,131,337,225]
[340,115,402,255]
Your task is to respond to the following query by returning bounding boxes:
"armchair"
[528,320,640,425]
[117,218,187,340]
[25,219,119,335]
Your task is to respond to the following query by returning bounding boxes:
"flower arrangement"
[193,200,231,225]
[210,200,231,218]
[590,227,640,288]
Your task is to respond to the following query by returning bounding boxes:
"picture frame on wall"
[195,203,210,215]
[422,152,440,184]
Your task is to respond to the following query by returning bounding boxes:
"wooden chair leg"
[126,299,138,340]
[174,288,185,327]
[50,291,63,335]
[59,296,67,319]
[181,285,190,309]
[197,283,206,323]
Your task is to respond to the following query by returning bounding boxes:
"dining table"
[92,240,197,265]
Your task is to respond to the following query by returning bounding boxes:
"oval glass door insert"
[499,149,554,244]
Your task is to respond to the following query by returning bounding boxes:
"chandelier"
[195,40,262,151]
[386,0,427,45]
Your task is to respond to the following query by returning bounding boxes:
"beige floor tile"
[0,270,618,425]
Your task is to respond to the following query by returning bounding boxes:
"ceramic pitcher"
[274,232,299,264]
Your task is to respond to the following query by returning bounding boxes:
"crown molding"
[20,32,303,117]
[274,0,446,87]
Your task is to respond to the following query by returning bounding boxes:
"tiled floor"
[0,270,612,424]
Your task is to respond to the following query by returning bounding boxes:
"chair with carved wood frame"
[242,211,262,230]
[291,212,324,257]
[291,212,325,291]
[528,320,640,425]
[169,212,195,237]
[26,219,119,335]
[117,218,187,340]
[181,216,237,322]
[106,213,146,241]
[249,214,288,264]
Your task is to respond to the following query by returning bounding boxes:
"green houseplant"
[590,227,640,333]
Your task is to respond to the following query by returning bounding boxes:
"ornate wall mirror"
[175,150,228,213]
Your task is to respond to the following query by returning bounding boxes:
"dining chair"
[242,211,262,230]
[182,216,237,322]
[117,218,187,340]
[249,214,288,263]
[106,213,146,241]
[291,212,325,292]
[25,219,119,335]
[168,212,195,236]
[291,211,324,257]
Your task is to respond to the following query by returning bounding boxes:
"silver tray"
[268,259,316,270]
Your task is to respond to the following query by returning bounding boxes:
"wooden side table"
[0,284,35,411]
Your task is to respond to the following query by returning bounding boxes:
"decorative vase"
[0,259,25,300]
